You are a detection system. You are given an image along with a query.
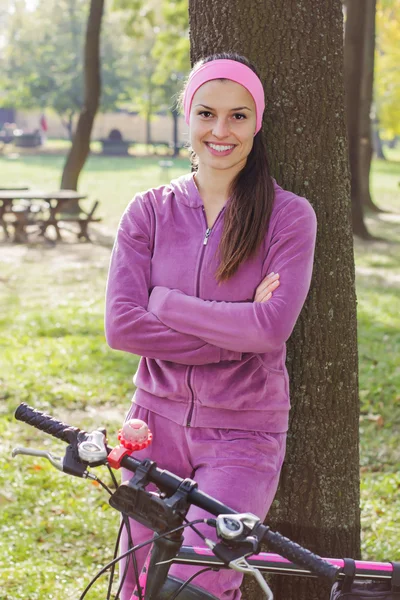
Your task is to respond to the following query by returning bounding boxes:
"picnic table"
[0,190,100,243]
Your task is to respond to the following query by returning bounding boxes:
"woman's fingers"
[255,281,280,303]
[254,272,280,302]
[259,277,280,296]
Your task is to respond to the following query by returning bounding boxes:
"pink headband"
[183,59,265,134]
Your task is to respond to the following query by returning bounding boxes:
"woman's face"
[189,79,257,174]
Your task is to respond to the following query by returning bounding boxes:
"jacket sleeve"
[105,194,242,365]
[147,197,317,354]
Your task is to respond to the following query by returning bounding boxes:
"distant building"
[14,109,190,146]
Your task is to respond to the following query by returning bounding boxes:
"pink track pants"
[119,404,286,600]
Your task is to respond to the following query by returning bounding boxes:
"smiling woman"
[190,80,256,162]
[105,51,317,600]
[177,54,275,281]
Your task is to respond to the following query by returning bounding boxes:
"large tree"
[188,2,360,600]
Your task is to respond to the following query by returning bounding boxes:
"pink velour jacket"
[105,172,317,432]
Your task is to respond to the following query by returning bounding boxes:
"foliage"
[113,0,190,117]
[0,0,132,134]
[375,0,400,138]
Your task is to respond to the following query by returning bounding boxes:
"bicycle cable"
[162,517,221,600]
[106,519,125,600]
[113,515,143,600]
[104,463,143,600]
[183,516,209,543]
[78,519,206,600]
[167,567,217,600]
[78,466,143,600]
[91,473,114,495]
[107,464,119,490]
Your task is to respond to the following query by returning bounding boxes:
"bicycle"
[12,403,398,600]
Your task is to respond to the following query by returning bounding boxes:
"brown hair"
[178,52,275,282]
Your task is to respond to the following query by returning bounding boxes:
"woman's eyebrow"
[195,103,252,111]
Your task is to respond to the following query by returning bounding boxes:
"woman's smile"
[205,142,237,156]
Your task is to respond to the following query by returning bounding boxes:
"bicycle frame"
[174,546,394,580]
[128,539,394,599]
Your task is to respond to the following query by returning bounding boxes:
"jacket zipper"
[186,209,224,427]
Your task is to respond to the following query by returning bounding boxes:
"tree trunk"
[61,112,75,140]
[344,0,372,237]
[359,0,381,213]
[372,115,386,159]
[60,0,104,207]
[172,106,179,157]
[188,2,360,600]
[146,110,152,147]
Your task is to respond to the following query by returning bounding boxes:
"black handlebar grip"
[15,403,80,444]
[263,528,339,582]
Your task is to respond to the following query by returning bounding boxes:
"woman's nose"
[212,118,230,138]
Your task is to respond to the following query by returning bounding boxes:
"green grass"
[0,152,399,597]
[353,156,400,560]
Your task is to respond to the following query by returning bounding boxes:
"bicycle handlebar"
[15,403,80,444]
[261,529,337,581]
[14,402,339,583]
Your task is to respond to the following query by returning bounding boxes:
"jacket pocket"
[194,354,288,413]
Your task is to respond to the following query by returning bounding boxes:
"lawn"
[0,149,399,598]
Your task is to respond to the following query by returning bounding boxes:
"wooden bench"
[7,201,45,243]
[55,200,102,241]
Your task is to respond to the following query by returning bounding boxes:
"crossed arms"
[105,194,317,364]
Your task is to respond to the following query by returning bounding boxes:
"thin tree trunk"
[372,115,386,159]
[189,2,360,599]
[61,112,75,140]
[344,0,372,237]
[60,0,104,204]
[359,0,382,213]
[172,106,179,157]
[146,110,152,146]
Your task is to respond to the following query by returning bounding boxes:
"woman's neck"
[194,165,238,206]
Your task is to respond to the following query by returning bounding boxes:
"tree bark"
[60,0,104,203]
[188,2,360,599]
[344,0,373,237]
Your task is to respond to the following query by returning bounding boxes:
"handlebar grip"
[263,528,339,582]
[15,403,80,444]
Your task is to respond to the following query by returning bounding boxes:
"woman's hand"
[254,272,280,303]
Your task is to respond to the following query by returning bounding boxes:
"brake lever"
[229,556,273,600]
[12,446,64,472]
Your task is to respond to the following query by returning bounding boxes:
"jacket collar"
[169,172,203,209]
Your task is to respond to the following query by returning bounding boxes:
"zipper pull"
[203,228,211,245]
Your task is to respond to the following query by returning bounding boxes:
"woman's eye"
[233,113,246,120]
[199,111,213,118]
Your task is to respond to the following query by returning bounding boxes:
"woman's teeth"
[207,143,234,152]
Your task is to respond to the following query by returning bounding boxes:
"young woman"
[105,52,317,600]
